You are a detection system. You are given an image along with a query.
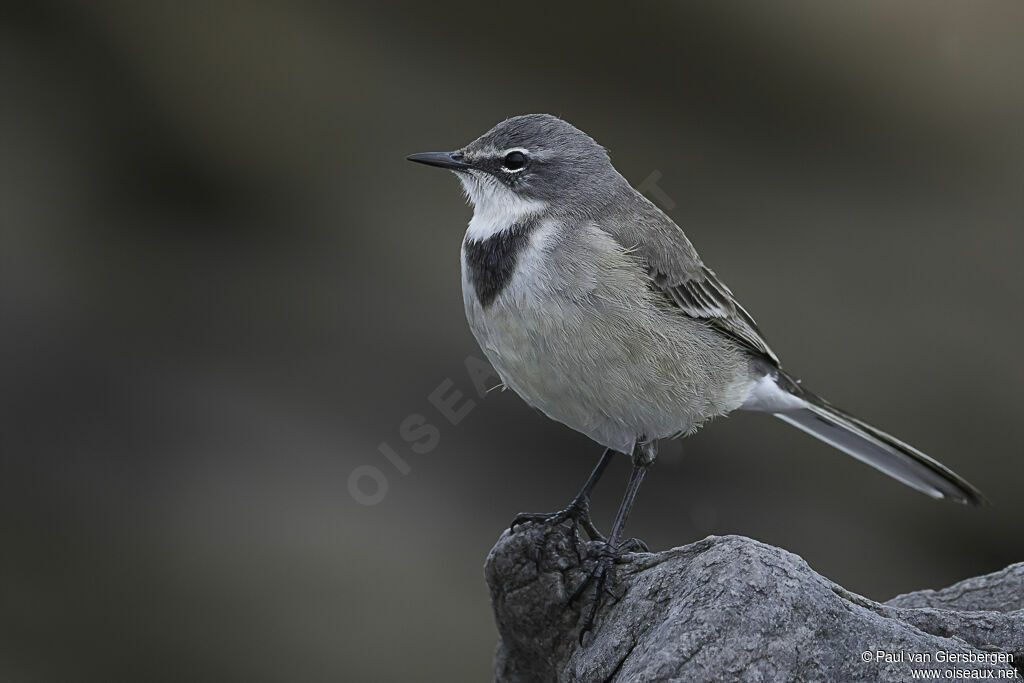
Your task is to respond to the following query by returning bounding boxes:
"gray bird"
[408,114,984,630]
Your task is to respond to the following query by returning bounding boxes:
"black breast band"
[463,220,536,308]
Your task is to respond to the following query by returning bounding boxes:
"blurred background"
[2,1,1022,680]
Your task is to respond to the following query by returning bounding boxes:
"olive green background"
[2,2,1022,681]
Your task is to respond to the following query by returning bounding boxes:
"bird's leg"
[510,447,614,557]
[574,441,655,641]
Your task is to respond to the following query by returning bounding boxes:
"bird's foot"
[571,536,648,643]
[510,496,607,566]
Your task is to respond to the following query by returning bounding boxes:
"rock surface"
[485,524,1024,682]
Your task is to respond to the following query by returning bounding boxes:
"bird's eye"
[502,151,527,171]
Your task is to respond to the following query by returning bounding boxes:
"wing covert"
[602,191,780,366]
[655,265,779,365]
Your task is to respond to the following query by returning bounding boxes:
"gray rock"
[486,524,1023,682]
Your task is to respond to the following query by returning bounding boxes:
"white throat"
[458,170,546,241]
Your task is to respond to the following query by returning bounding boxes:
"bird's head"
[408,114,621,221]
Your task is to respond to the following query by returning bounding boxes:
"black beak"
[406,150,471,171]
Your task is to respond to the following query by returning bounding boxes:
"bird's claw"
[510,497,607,568]
[571,536,648,643]
[510,497,605,540]
[617,536,649,554]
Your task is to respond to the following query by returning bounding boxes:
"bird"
[407,113,985,632]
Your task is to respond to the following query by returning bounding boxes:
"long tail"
[743,371,986,505]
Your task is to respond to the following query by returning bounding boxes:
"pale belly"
[461,226,753,454]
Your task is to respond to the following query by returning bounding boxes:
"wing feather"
[661,266,779,365]
[601,191,780,366]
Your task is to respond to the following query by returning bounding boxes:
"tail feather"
[750,372,986,505]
